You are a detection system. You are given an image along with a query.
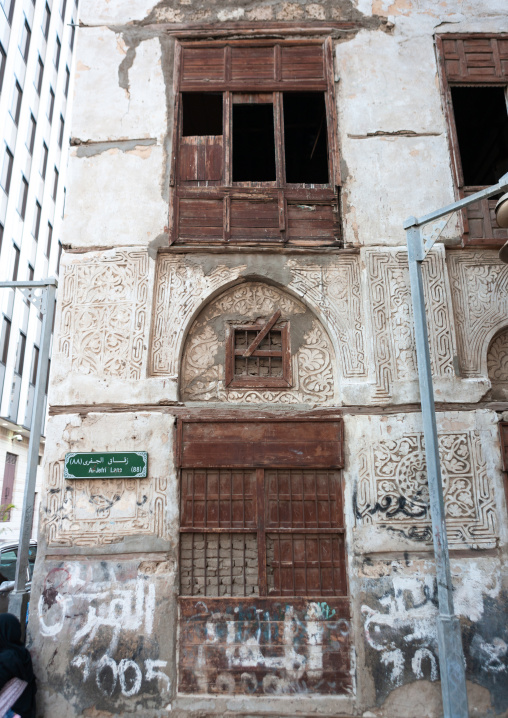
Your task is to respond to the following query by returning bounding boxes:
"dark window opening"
[45,222,52,257]
[182,92,222,136]
[11,82,22,126]
[0,44,6,94]
[15,332,26,376]
[35,56,43,94]
[0,317,11,365]
[42,3,51,38]
[12,245,20,281]
[30,345,39,385]
[64,65,70,97]
[233,103,276,182]
[284,92,329,184]
[41,143,48,179]
[451,86,508,187]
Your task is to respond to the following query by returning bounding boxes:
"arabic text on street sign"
[64,452,148,479]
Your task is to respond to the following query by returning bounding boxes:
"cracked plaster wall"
[29,0,508,715]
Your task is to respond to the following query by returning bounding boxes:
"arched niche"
[180,281,337,405]
[487,327,508,400]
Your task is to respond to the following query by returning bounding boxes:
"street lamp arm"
[403,170,508,231]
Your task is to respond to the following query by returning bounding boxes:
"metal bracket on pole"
[401,175,508,718]
[401,171,508,717]
[0,278,57,631]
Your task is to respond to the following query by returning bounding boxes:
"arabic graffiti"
[179,598,352,695]
[37,562,172,702]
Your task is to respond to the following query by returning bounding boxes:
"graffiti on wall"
[361,566,508,710]
[37,561,172,702]
[179,597,351,695]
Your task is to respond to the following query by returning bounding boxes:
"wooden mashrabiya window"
[436,34,508,247]
[170,38,341,247]
[176,418,351,695]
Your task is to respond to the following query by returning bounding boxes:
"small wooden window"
[171,38,341,247]
[436,34,508,247]
[225,310,291,388]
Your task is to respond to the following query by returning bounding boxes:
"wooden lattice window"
[225,310,291,388]
[170,38,341,247]
[436,34,508,247]
[177,419,346,599]
[177,419,350,696]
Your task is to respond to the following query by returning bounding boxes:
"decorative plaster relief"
[487,328,508,400]
[181,282,335,404]
[356,431,498,549]
[151,257,246,376]
[365,247,456,401]
[286,258,367,379]
[45,461,168,546]
[59,250,148,380]
[448,251,508,378]
[151,256,366,397]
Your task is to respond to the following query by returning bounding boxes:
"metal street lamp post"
[403,172,508,718]
[0,278,57,628]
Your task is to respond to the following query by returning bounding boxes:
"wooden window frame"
[225,314,292,389]
[436,33,508,248]
[170,37,341,247]
[176,417,347,600]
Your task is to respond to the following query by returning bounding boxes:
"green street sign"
[64,452,148,479]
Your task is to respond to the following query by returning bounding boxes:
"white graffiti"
[72,579,155,653]
[71,655,170,697]
[37,563,170,699]
[193,602,349,694]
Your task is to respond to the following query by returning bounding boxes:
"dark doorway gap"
[451,86,508,186]
[283,92,329,184]
[182,92,223,136]
[233,103,276,182]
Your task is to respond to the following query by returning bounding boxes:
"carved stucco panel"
[180,282,335,404]
[151,257,246,377]
[287,257,367,379]
[355,430,498,549]
[59,250,149,380]
[448,251,508,377]
[44,461,168,547]
[364,247,456,401]
[151,256,366,394]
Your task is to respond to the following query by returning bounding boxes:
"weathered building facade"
[27,0,508,716]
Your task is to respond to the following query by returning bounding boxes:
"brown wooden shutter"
[178,136,223,184]
[230,45,275,82]
[177,198,224,241]
[1,453,17,515]
[180,46,225,86]
[229,198,281,242]
[440,36,508,83]
[178,419,343,469]
[436,34,508,247]
[280,44,325,82]
[180,41,327,90]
